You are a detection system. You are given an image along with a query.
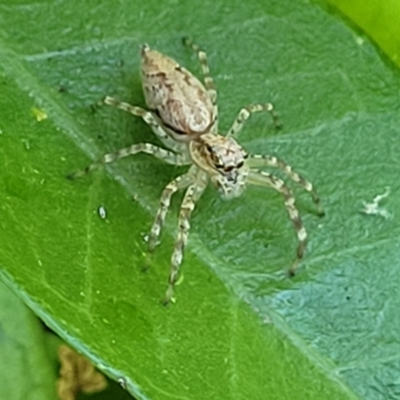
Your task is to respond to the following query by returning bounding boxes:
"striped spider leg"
[182,38,218,112]
[246,166,322,276]
[68,98,205,305]
[190,131,323,278]
[222,104,322,276]
[68,42,218,304]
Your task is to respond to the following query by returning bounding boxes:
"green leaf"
[0,281,57,400]
[321,0,400,68]
[0,0,399,399]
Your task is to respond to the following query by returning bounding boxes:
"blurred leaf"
[1,0,400,399]
[321,0,400,68]
[0,281,57,400]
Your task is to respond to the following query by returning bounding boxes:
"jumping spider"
[69,39,323,304]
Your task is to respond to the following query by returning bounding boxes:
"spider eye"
[237,161,244,168]
[224,165,234,173]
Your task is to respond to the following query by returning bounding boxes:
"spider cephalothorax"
[190,133,249,199]
[70,39,323,304]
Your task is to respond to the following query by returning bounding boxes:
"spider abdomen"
[141,45,215,139]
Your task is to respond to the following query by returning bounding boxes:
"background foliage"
[324,0,400,68]
[1,0,400,399]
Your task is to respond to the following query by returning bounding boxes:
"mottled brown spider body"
[70,39,323,304]
[141,45,216,140]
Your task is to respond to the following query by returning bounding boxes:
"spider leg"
[67,143,189,179]
[164,173,207,304]
[226,103,280,138]
[182,38,218,116]
[248,155,324,215]
[104,96,188,152]
[148,172,194,253]
[247,170,307,276]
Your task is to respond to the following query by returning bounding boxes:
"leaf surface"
[1,0,399,399]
